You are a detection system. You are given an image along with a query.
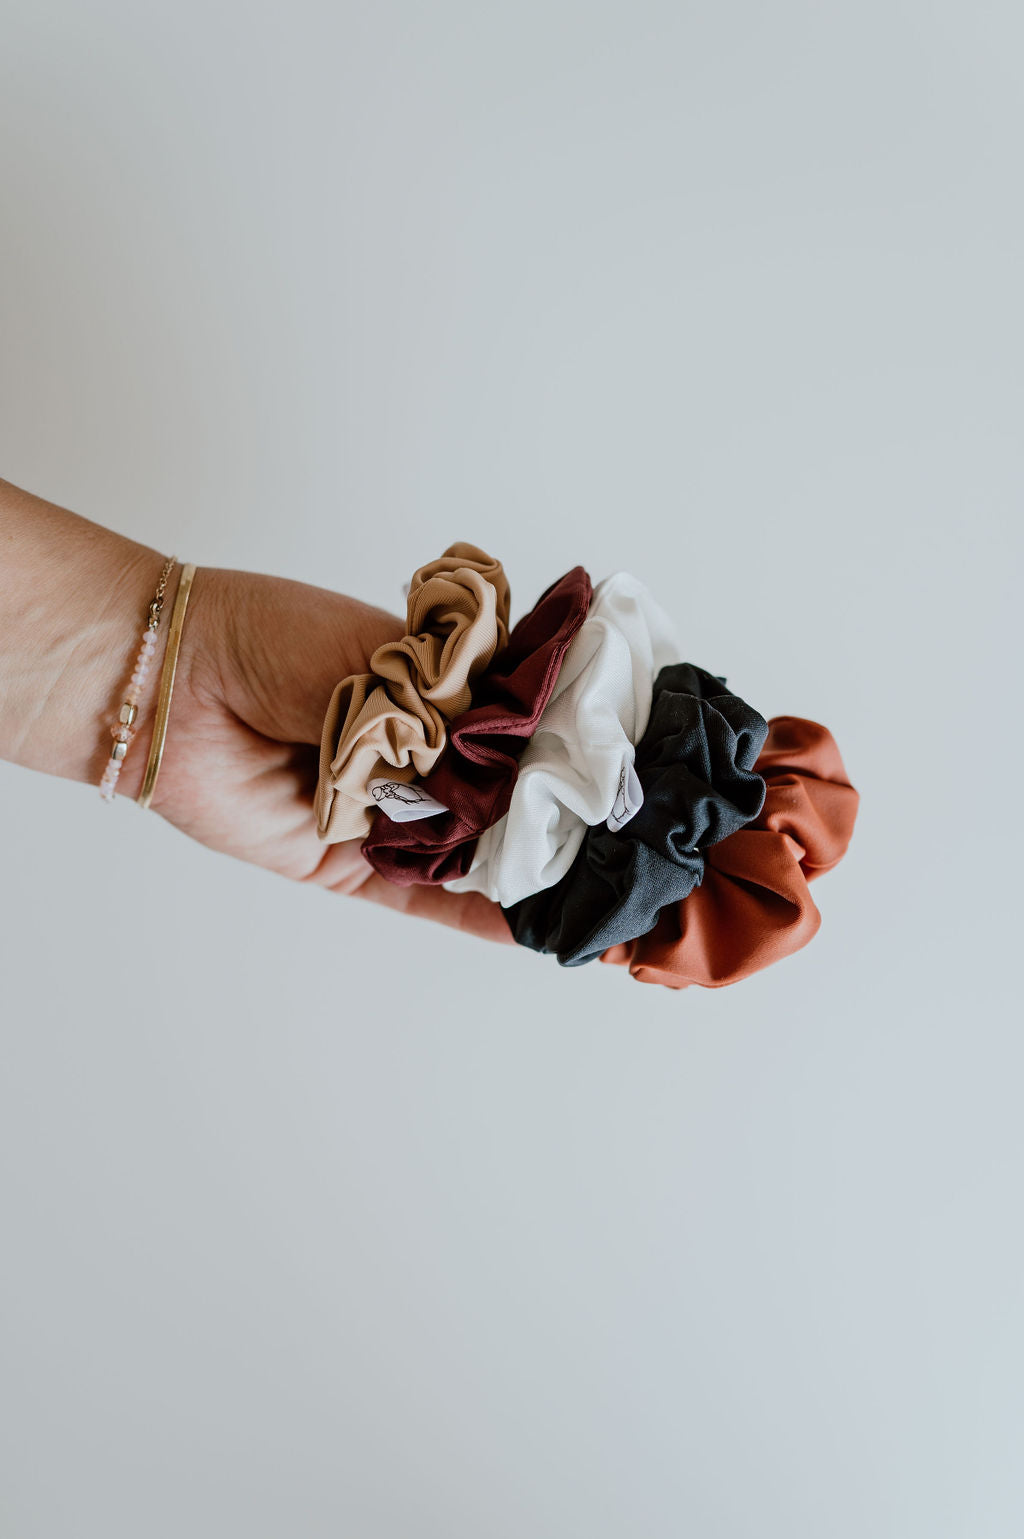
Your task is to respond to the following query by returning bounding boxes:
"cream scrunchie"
[444,572,681,905]
[317,543,511,843]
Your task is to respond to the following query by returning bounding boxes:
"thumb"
[204,567,405,748]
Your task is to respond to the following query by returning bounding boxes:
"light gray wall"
[1,4,1021,1535]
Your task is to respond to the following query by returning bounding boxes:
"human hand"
[121,565,516,947]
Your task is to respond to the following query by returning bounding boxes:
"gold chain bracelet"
[137,562,197,810]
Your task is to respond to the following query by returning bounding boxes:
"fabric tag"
[606,760,644,833]
[368,779,449,823]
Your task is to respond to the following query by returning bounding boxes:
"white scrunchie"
[444,572,681,907]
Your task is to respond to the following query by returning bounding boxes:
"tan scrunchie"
[317,543,511,843]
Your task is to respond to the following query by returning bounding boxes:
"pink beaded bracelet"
[98,555,176,802]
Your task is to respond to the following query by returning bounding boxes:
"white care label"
[606,759,644,833]
[368,778,449,823]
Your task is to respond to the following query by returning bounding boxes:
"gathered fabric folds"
[445,572,681,906]
[502,663,769,966]
[360,566,594,885]
[599,716,859,987]
[314,544,858,988]
[316,543,511,843]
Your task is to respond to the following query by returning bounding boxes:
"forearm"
[0,480,513,944]
[0,476,408,803]
[0,477,173,792]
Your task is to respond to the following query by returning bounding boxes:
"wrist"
[0,479,186,792]
[47,551,183,794]
[109,559,186,803]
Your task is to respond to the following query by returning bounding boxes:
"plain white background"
[1,4,1021,1535]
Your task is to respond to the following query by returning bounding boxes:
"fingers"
[308,839,518,947]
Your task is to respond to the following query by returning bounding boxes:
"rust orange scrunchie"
[600,715,858,988]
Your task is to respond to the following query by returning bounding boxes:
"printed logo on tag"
[368,779,449,823]
[606,760,644,833]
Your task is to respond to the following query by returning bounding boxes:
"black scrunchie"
[502,663,770,966]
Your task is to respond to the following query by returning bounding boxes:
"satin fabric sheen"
[502,663,769,966]
[600,715,859,988]
[360,567,594,885]
[444,572,681,906]
[316,543,511,843]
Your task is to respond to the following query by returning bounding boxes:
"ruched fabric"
[444,572,681,906]
[502,664,769,966]
[361,566,593,886]
[599,716,859,988]
[316,543,511,843]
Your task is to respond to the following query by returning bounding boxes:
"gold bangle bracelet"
[137,562,197,810]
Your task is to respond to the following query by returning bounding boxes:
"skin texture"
[0,477,514,948]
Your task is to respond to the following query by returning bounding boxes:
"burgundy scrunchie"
[600,716,858,988]
[362,566,593,886]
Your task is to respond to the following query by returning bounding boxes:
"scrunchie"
[444,572,681,906]
[360,566,593,885]
[600,716,859,988]
[502,663,769,966]
[316,542,511,843]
